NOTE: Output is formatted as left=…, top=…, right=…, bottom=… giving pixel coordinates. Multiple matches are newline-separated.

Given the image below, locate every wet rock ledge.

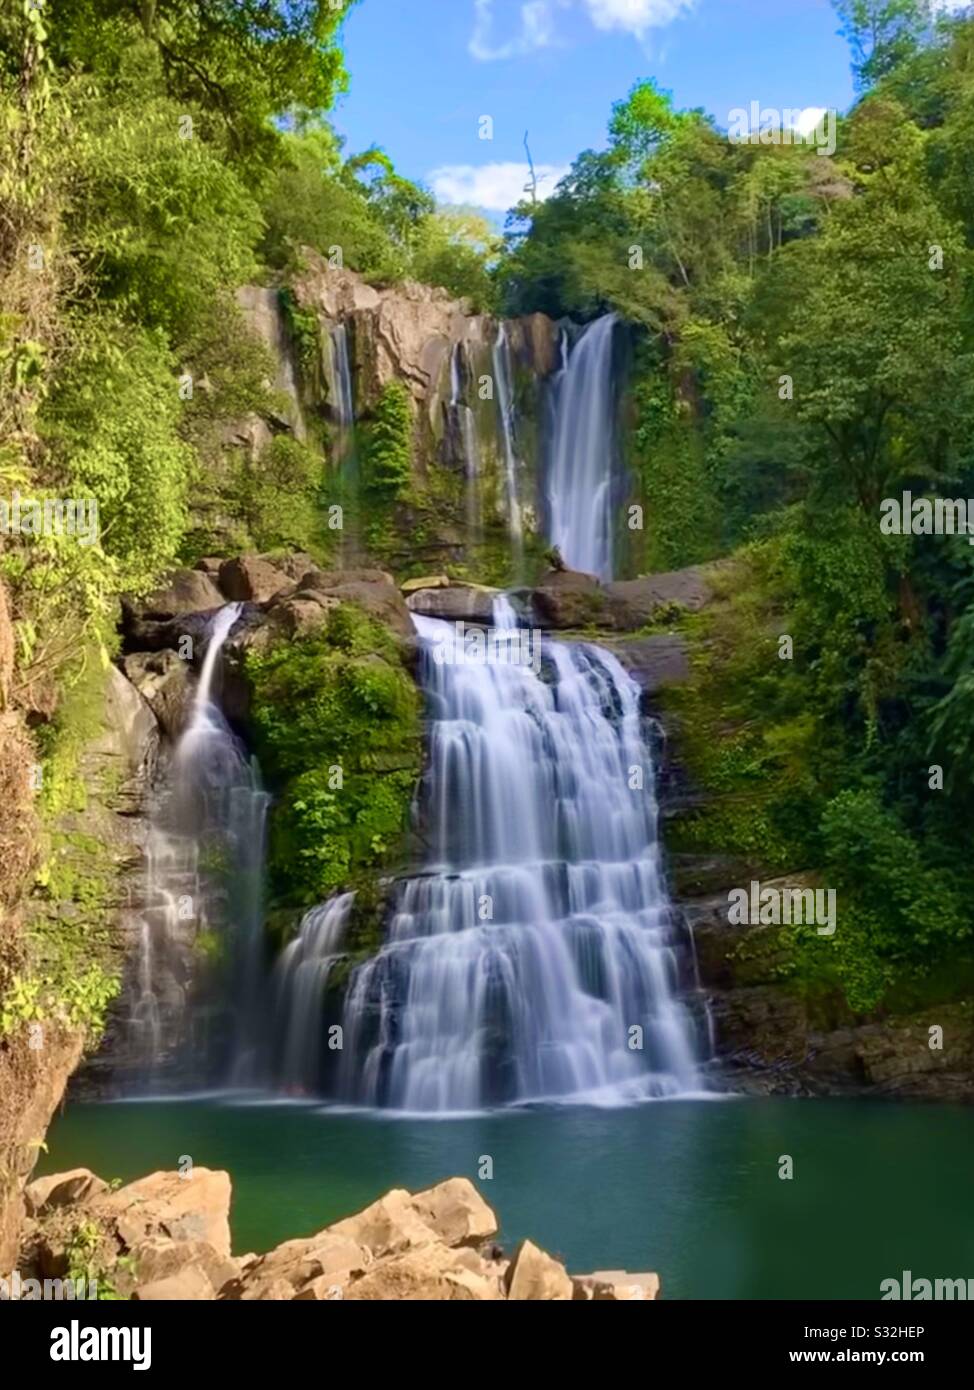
left=16, top=1169, right=659, bottom=1302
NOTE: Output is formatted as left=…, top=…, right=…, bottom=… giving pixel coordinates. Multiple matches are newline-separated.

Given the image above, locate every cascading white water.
left=129, top=604, right=268, bottom=1082
left=492, top=324, right=523, bottom=557
left=546, top=313, right=620, bottom=579
left=328, top=324, right=355, bottom=435
left=271, top=892, right=355, bottom=1093
left=337, top=598, right=705, bottom=1112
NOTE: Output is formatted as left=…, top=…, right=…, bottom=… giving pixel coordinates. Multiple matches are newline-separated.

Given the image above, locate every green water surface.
left=38, top=1096, right=974, bottom=1299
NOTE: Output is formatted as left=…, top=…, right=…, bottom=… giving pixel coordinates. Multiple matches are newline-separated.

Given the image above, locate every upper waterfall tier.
left=545, top=313, right=621, bottom=580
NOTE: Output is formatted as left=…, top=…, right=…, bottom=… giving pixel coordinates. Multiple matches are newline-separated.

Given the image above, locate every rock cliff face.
left=237, top=258, right=560, bottom=580
left=0, top=575, right=161, bottom=1268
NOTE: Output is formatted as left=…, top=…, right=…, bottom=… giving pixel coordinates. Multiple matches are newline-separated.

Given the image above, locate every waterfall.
left=337, top=598, right=705, bottom=1113
left=492, top=324, right=523, bottom=559
left=270, top=893, right=355, bottom=1093
left=328, top=324, right=355, bottom=435
left=546, top=313, right=620, bottom=579
left=128, top=604, right=268, bottom=1084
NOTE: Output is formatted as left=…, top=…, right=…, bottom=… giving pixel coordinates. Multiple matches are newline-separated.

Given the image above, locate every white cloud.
left=469, top=0, right=560, bottom=61
left=428, top=161, right=571, bottom=211
left=468, top=0, right=694, bottom=61
left=582, top=0, right=695, bottom=37
left=790, top=106, right=828, bottom=137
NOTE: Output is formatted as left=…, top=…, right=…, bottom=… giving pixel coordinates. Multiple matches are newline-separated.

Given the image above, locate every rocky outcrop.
left=685, top=885, right=974, bottom=1098
left=405, top=582, right=497, bottom=624
left=118, top=556, right=416, bottom=725
left=17, top=1168, right=661, bottom=1302
left=24, top=1168, right=108, bottom=1216
left=121, top=651, right=193, bottom=740
left=290, top=258, right=558, bottom=422
left=530, top=563, right=715, bottom=632
left=217, top=555, right=293, bottom=604
left=129, top=570, right=224, bottom=621
left=236, top=285, right=306, bottom=440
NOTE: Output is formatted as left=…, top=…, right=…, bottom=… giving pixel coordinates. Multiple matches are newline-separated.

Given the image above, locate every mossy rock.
left=244, top=601, right=423, bottom=911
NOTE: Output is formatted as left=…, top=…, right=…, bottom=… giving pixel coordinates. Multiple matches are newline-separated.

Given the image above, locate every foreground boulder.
left=573, top=1270, right=661, bottom=1301
left=18, top=1169, right=661, bottom=1301
left=93, top=1167, right=232, bottom=1258
left=505, top=1239, right=574, bottom=1301
left=24, top=1169, right=108, bottom=1218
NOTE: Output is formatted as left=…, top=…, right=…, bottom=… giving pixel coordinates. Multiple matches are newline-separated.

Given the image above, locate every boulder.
left=605, top=566, right=713, bottom=625
left=401, top=574, right=449, bottom=594
left=218, top=555, right=293, bottom=604
left=342, top=1243, right=504, bottom=1302
left=327, top=1188, right=444, bottom=1259
left=129, top=568, right=223, bottom=621
left=299, top=567, right=396, bottom=589
left=272, top=597, right=338, bottom=639
left=267, top=552, right=318, bottom=582
left=238, top=1231, right=371, bottom=1301
left=532, top=568, right=608, bottom=629
left=504, top=1239, right=574, bottom=1301
left=121, top=650, right=194, bottom=739
left=193, top=557, right=224, bottom=578
left=123, top=610, right=215, bottom=656
left=92, top=1168, right=232, bottom=1259
left=406, top=586, right=496, bottom=624
left=297, top=575, right=414, bottom=639
left=573, top=1270, right=661, bottom=1301
left=24, top=1169, right=108, bottom=1217
left=121, top=1237, right=239, bottom=1299
left=134, top=1265, right=216, bottom=1301
left=408, top=1177, right=498, bottom=1248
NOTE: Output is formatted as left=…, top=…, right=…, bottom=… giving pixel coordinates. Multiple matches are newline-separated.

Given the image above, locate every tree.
left=832, top=0, right=936, bottom=90
left=46, top=0, right=357, bottom=160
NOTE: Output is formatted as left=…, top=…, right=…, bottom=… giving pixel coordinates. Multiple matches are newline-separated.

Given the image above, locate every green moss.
left=245, top=602, right=422, bottom=910
left=279, top=287, right=322, bottom=379
left=361, top=381, right=413, bottom=501
left=226, top=434, right=334, bottom=559
left=660, top=551, right=818, bottom=875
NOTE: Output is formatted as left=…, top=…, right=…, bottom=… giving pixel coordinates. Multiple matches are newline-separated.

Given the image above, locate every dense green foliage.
left=497, top=6, right=974, bottom=1010
left=244, top=605, right=422, bottom=911
left=0, top=0, right=486, bottom=1029
left=360, top=381, right=414, bottom=500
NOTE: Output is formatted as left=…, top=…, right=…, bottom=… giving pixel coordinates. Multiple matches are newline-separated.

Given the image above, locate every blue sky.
left=330, top=0, right=858, bottom=214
